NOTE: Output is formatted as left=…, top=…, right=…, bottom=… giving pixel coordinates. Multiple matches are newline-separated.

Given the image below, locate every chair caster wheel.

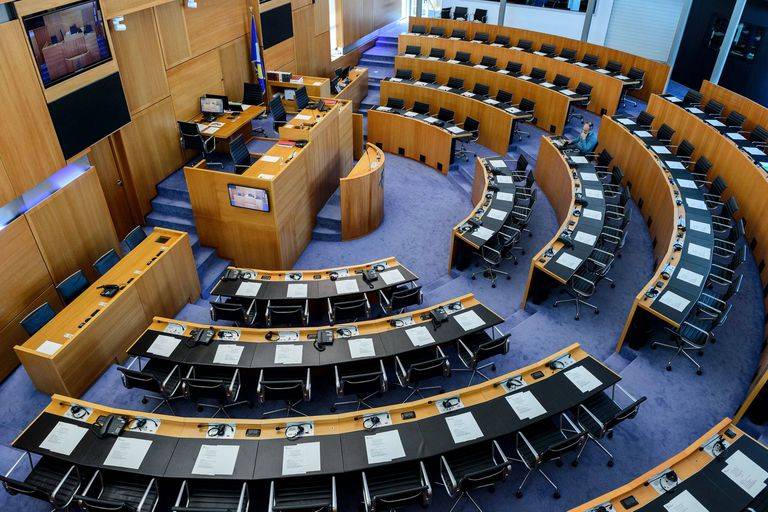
left=516, top=491, right=523, bottom=499
left=571, top=460, right=579, bottom=467
left=141, top=398, right=148, bottom=404
left=595, top=309, right=599, bottom=315
left=506, top=276, right=511, bottom=280
left=607, top=460, right=614, bottom=467
left=248, top=402, right=254, bottom=408
left=698, top=351, right=704, bottom=356
left=491, top=364, right=496, bottom=371
left=666, top=365, right=672, bottom=372
left=696, top=369, right=702, bottom=375
left=330, top=406, right=337, bottom=413
left=492, top=284, right=496, bottom=288
left=607, top=432, right=614, bottom=439
left=554, top=491, right=561, bottom=499
left=610, top=283, right=615, bottom=288
left=514, top=261, right=518, bottom=265
left=575, top=316, right=580, bottom=321
left=651, top=344, right=657, bottom=350
left=439, top=388, right=444, bottom=393
left=553, top=303, right=558, bottom=308
left=376, top=392, right=383, bottom=397
left=471, top=276, right=476, bottom=280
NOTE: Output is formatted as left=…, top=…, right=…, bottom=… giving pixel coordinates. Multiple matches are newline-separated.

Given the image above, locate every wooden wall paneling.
left=154, top=0, right=192, bottom=68
left=87, top=138, right=140, bottom=238
left=338, top=101, right=354, bottom=174
left=219, top=36, right=251, bottom=101
left=700, top=80, right=768, bottom=134
left=112, top=97, right=184, bottom=216
left=313, top=0, right=330, bottom=36
left=185, top=0, right=247, bottom=57
left=373, top=0, right=400, bottom=31
left=167, top=49, right=225, bottom=121
left=263, top=37, right=296, bottom=71
left=352, top=112, right=364, bottom=160
left=339, top=0, right=373, bottom=48
left=110, top=7, right=170, bottom=113
left=272, top=151, right=313, bottom=266
left=101, top=0, right=175, bottom=18
left=0, top=157, right=16, bottom=205
left=0, top=21, right=66, bottom=196
left=292, top=5, right=314, bottom=74
left=26, top=168, right=121, bottom=284
left=309, top=32, right=332, bottom=77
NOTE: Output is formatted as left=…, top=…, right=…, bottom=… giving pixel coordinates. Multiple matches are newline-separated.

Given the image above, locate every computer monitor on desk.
left=200, top=97, right=224, bottom=122
left=205, top=94, right=230, bottom=110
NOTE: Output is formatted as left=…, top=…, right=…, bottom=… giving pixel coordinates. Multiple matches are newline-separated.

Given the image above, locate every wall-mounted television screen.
left=228, top=184, right=270, bottom=212
left=22, top=0, right=112, bottom=88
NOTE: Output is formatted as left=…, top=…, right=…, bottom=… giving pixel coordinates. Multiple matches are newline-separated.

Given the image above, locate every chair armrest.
left=439, top=456, right=457, bottom=493
left=305, top=368, right=312, bottom=401
left=137, top=478, right=157, bottom=512
left=578, top=404, right=604, bottom=432
left=516, top=431, right=538, bottom=468
left=379, top=359, right=388, bottom=392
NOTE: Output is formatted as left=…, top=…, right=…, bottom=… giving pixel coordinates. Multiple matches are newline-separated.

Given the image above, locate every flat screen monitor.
left=228, top=184, right=270, bottom=212
left=205, top=93, right=229, bottom=110
left=201, top=97, right=225, bottom=115
left=23, top=0, right=112, bottom=88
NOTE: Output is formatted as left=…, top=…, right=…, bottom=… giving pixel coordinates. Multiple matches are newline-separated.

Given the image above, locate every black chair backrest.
left=540, top=429, right=586, bottom=463
left=405, top=44, right=421, bottom=55
left=606, top=60, right=623, bottom=73
left=677, top=139, right=695, bottom=159
left=693, top=155, right=713, bottom=176
left=709, top=174, right=727, bottom=196
left=530, top=67, right=546, bottom=80
left=210, top=301, right=246, bottom=323
left=628, top=67, right=645, bottom=81
left=519, top=98, right=535, bottom=114
left=395, top=68, right=412, bottom=80
left=412, top=101, right=430, bottom=114
left=575, top=81, right=592, bottom=97
left=506, top=61, right=522, bottom=74
left=475, top=333, right=510, bottom=361
left=440, top=7, right=451, bottom=18
left=269, top=95, right=287, bottom=123
left=420, top=72, right=437, bottom=83
left=453, top=6, right=468, bottom=19
left=406, top=353, right=448, bottom=383
left=455, top=51, right=471, bottom=63
left=473, top=32, right=489, bottom=42
left=683, top=90, right=703, bottom=106
left=259, top=371, right=306, bottom=402
left=451, top=29, right=466, bottom=40
left=473, top=83, right=490, bottom=96
left=516, top=153, right=529, bottom=172
left=474, top=8, right=488, bottom=22
left=178, top=121, right=205, bottom=151
left=751, top=124, right=768, bottom=143
left=447, top=76, right=464, bottom=89
left=229, top=134, right=251, bottom=168
left=339, top=364, right=384, bottom=395
left=496, top=89, right=513, bottom=104
left=429, top=26, right=445, bottom=37
left=636, top=110, right=655, bottom=128
left=581, top=53, right=598, bottom=66
left=412, top=24, right=426, bottom=34
left=386, top=97, right=405, bottom=110
left=437, top=107, right=454, bottom=122
left=480, top=55, right=496, bottom=67
left=122, top=226, right=147, bottom=251
left=540, top=43, right=556, bottom=55
left=494, top=35, right=510, bottom=46
left=332, top=296, right=368, bottom=323
left=553, top=74, right=570, bottom=88
left=724, top=195, right=739, bottom=218
left=429, top=47, right=445, bottom=59
left=267, top=301, right=305, bottom=326
left=20, top=302, right=56, bottom=336
left=560, top=47, right=577, bottom=60
left=657, top=123, right=675, bottom=142
left=596, top=148, right=613, bottom=168
left=603, top=396, right=647, bottom=432
left=725, top=110, right=746, bottom=129
left=464, top=116, right=480, bottom=133
left=517, top=39, right=533, bottom=51
left=184, top=375, right=230, bottom=403
left=704, top=99, right=724, bottom=116
left=118, top=366, right=163, bottom=394
left=611, top=166, right=624, bottom=185
left=390, top=285, right=423, bottom=310
left=56, top=269, right=89, bottom=304
left=92, top=248, right=120, bottom=276
left=243, top=82, right=264, bottom=106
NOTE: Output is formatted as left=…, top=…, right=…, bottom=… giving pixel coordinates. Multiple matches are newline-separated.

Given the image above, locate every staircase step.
left=200, top=258, right=232, bottom=299
left=194, top=246, right=218, bottom=276
left=146, top=211, right=197, bottom=233
left=364, top=45, right=398, bottom=57
left=151, top=195, right=193, bottom=218
left=360, top=55, right=396, bottom=66
left=188, top=232, right=200, bottom=253
left=604, top=351, right=635, bottom=374
left=156, top=170, right=191, bottom=202
left=176, top=303, right=211, bottom=324
left=311, top=225, right=342, bottom=242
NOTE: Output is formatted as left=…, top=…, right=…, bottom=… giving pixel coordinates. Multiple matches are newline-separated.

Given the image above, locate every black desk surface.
left=211, top=262, right=418, bottom=301
left=14, top=355, right=619, bottom=481
left=128, top=302, right=503, bottom=370
left=613, top=116, right=714, bottom=325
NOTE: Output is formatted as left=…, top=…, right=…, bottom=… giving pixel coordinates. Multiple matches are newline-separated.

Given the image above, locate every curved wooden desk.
left=570, top=419, right=768, bottom=512
left=14, top=228, right=200, bottom=397
left=450, top=157, right=518, bottom=270
left=334, top=67, right=369, bottom=111
left=522, top=137, right=607, bottom=306
left=700, top=80, right=768, bottom=135
left=379, top=80, right=516, bottom=155
left=394, top=54, right=573, bottom=134
left=398, top=33, right=624, bottom=116
left=13, top=343, right=619, bottom=484
left=340, top=144, right=385, bottom=240
left=598, top=117, right=714, bottom=351
left=366, top=106, right=465, bottom=174
left=407, top=16, right=670, bottom=103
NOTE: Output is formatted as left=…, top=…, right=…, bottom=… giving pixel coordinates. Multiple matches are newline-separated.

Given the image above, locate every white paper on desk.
left=424, top=116, right=438, bottom=123
left=541, top=82, right=555, bottom=88
left=706, top=119, right=725, bottom=127
left=454, top=310, right=485, bottom=331
left=237, top=281, right=262, bottom=297
left=193, top=445, right=239, bottom=476
left=147, top=335, right=180, bottom=357
left=282, top=442, right=321, bottom=475
left=489, top=159, right=506, bottom=169
left=474, top=64, right=487, bottom=69
left=461, top=92, right=475, bottom=97
left=575, top=62, right=588, bottom=67
left=687, top=243, right=711, bottom=260
left=295, top=114, right=312, bottom=121
left=686, top=107, right=704, bottom=114
left=428, top=56, right=440, bottom=60
left=689, top=220, right=711, bottom=234
left=506, top=390, right=546, bottom=419
left=438, top=85, right=452, bottom=91
left=658, top=291, right=690, bottom=312
left=665, top=160, right=686, bottom=170
left=685, top=198, right=708, bottom=210
left=378, top=106, right=392, bottom=111
left=663, top=490, right=709, bottom=512
left=202, top=127, right=219, bottom=135
left=473, top=226, right=495, bottom=241
left=448, top=126, right=464, bottom=134
left=581, top=172, right=599, bottom=182
left=496, top=175, right=514, bottom=184
left=574, top=231, right=597, bottom=245
left=554, top=56, right=568, bottom=61
left=214, top=344, right=244, bottom=365
left=496, top=192, right=515, bottom=202
left=562, top=89, right=576, bottom=96
left=677, top=179, right=697, bottom=189
left=349, top=337, right=375, bottom=359
left=497, top=69, right=510, bottom=74
left=389, top=77, right=402, bottom=82
left=414, top=81, right=428, bottom=87
left=335, top=279, right=360, bottom=294
left=484, top=98, right=500, bottom=105
left=506, top=107, right=521, bottom=114
left=676, top=268, right=704, bottom=287
left=565, top=366, right=601, bottom=393
left=36, top=340, right=62, bottom=356
left=404, top=111, right=419, bottom=117
left=260, top=155, right=281, bottom=163
left=616, top=74, right=630, bottom=80
left=652, top=145, right=671, bottom=154
left=727, top=132, right=746, bottom=141
left=570, top=156, right=589, bottom=164
left=722, top=450, right=768, bottom=498
left=582, top=209, right=603, bottom=220
left=365, top=429, right=406, bottom=464
left=487, top=208, right=507, bottom=221
left=402, top=53, right=415, bottom=58
left=406, top=325, right=435, bottom=347
left=274, top=344, right=303, bottom=364
left=746, top=147, right=767, bottom=156
left=380, top=269, right=405, bottom=285
left=40, top=422, right=88, bottom=455
left=556, top=253, right=583, bottom=270
left=447, top=59, right=460, bottom=64
left=104, top=437, right=152, bottom=470
left=596, top=68, right=610, bottom=74
left=533, top=51, right=547, bottom=56
left=287, top=283, right=308, bottom=298
left=617, top=118, right=634, bottom=126
left=668, top=96, right=682, bottom=103
left=584, top=188, right=603, bottom=199
left=519, top=75, right=532, bottom=81
left=634, top=130, right=652, bottom=138
left=445, top=412, right=483, bottom=444
left=258, top=173, right=275, bottom=180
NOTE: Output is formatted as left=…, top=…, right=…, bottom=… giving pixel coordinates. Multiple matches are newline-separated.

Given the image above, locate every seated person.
left=568, top=122, right=598, bottom=155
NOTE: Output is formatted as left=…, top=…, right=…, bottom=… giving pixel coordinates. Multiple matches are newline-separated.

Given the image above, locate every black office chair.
left=243, top=82, right=268, bottom=136
left=117, top=357, right=183, bottom=414
left=676, top=138, right=696, bottom=164
left=257, top=368, right=311, bottom=417
left=92, top=248, right=121, bottom=276
left=512, top=98, right=537, bottom=140
left=228, top=134, right=258, bottom=174
left=479, top=55, right=497, bottom=69
left=412, top=101, right=431, bottom=115
left=405, top=44, right=421, bottom=56
left=412, top=24, right=427, bottom=34
left=689, top=155, right=713, bottom=183
left=517, top=39, right=533, bottom=51
left=723, top=110, right=746, bottom=130
left=454, top=51, right=472, bottom=65
left=713, top=219, right=745, bottom=265
left=472, top=83, right=490, bottom=98
left=553, top=74, right=570, bottom=89
left=455, top=328, right=510, bottom=384
left=210, top=298, right=256, bottom=326
left=750, top=125, right=768, bottom=147
left=178, top=121, right=223, bottom=167
left=440, top=7, right=452, bottom=18
left=539, top=43, right=556, bottom=55
left=447, top=76, right=465, bottom=90
left=698, top=273, right=742, bottom=319
left=386, top=97, right=405, bottom=110
left=379, top=284, right=423, bottom=314
left=331, top=359, right=387, bottom=412
left=173, top=481, right=249, bottom=512
left=704, top=99, right=725, bottom=117
left=494, top=35, right=510, bottom=46
left=182, top=366, right=251, bottom=418
left=474, top=8, right=488, bottom=22
left=269, top=476, right=336, bottom=512
left=56, top=269, right=89, bottom=304
left=713, top=197, right=741, bottom=241
left=122, top=226, right=147, bottom=251
left=76, top=470, right=159, bottom=512
left=511, top=413, right=587, bottom=499
left=581, top=53, right=598, bottom=67
left=472, top=32, right=489, bottom=43
left=439, top=441, right=511, bottom=511
left=621, top=67, right=645, bottom=109
left=450, top=29, right=466, bottom=40
left=655, top=123, right=675, bottom=144
left=470, top=235, right=509, bottom=287
left=266, top=299, right=309, bottom=327
left=559, top=47, right=577, bottom=61
left=505, top=61, right=523, bottom=76
left=437, top=107, right=455, bottom=123
left=395, top=68, right=413, bottom=80
left=708, top=245, right=746, bottom=289
left=294, top=86, right=310, bottom=111
left=20, top=302, right=56, bottom=336
left=328, top=294, right=370, bottom=325
left=496, top=89, right=513, bottom=105
left=362, top=461, right=431, bottom=512
left=605, top=60, right=623, bottom=74
left=453, top=6, right=468, bottom=20
left=429, top=26, right=445, bottom=37
left=269, top=94, right=288, bottom=133
left=510, top=188, right=536, bottom=237
left=554, top=266, right=602, bottom=320
left=530, top=67, right=547, bottom=83
left=566, top=82, right=592, bottom=125
left=0, top=455, right=81, bottom=510
left=635, top=110, right=655, bottom=129
left=420, top=72, right=437, bottom=84
left=429, top=47, right=445, bottom=59
left=682, top=89, right=703, bottom=107
left=395, top=346, right=450, bottom=401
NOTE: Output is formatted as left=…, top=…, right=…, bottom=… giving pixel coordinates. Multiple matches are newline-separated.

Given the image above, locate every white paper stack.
left=406, top=326, right=435, bottom=347
left=379, top=269, right=405, bottom=285
left=40, top=422, right=88, bottom=455
left=721, top=450, right=768, bottom=498
left=454, top=310, right=485, bottom=331
left=506, top=391, right=546, bottom=419
left=237, top=281, right=261, bottom=297
left=275, top=344, right=303, bottom=364
left=192, top=445, right=239, bottom=476
left=335, top=279, right=360, bottom=294
left=282, top=442, right=321, bottom=475
left=348, top=338, right=376, bottom=359
left=287, top=283, right=308, bottom=298
left=365, top=430, right=406, bottom=464
left=564, top=366, right=601, bottom=393
left=214, top=344, right=244, bottom=365
left=556, top=253, right=583, bottom=270
left=104, top=437, right=152, bottom=469
left=445, top=412, right=484, bottom=443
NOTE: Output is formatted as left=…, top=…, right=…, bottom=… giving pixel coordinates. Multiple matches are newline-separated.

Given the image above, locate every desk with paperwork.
left=190, top=104, right=267, bottom=152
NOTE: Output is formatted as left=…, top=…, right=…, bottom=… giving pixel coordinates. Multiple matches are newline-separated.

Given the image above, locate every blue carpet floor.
left=0, top=57, right=762, bottom=512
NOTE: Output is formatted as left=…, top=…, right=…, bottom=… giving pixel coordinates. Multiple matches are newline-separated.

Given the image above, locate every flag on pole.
left=250, top=12, right=267, bottom=93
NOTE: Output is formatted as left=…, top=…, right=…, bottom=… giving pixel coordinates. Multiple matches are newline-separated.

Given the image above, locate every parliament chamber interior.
left=2, top=0, right=768, bottom=510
